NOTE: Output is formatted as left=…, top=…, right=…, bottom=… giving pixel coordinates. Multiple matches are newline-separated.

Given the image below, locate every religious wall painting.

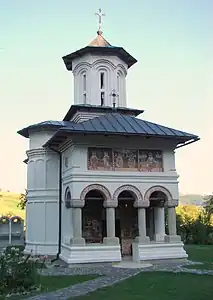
left=88, top=148, right=113, bottom=170
left=138, top=150, right=163, bottom=172
left=88, top=148, right=163, bottom=172
left=113, top=149, right=138, bottom=171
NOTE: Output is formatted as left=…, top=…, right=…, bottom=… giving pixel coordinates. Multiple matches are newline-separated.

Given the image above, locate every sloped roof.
left=88, top=32, right=111, bottom=47
left=43, top=113, right=199, bottom=148
left=17, top=120, right=72, bottom=138
left=63, top=104, right=144, bottom=121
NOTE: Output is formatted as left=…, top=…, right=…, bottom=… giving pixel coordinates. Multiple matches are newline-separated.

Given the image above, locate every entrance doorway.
left=116, top=191, right=138, bottom=256
left=82, top=190, right=106, bottom=243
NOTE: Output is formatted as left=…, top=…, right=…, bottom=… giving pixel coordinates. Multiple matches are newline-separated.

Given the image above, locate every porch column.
left=154, top=206, right=165, bottom=242
left=165, top=200, right=181, bottom=243
left=103, top=200, right=119, bottom=245
left=134, top=200, right=150, bottom=243
left=70, top=200, right=85, bottom=245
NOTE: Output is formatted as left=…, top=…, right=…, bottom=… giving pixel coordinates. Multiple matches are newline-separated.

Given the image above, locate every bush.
left=0, top=246, right=46, bottom=297
left=176, top=205, right=213, bottom=245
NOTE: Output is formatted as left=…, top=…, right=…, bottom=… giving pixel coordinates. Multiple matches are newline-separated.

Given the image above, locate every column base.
left=165, top=235, right=181, bottom=243
left=70, top=237, right=85, bottom=246
left=134, top=236, right=150, bottom=244
left=103, top=237, right=120, bottom=246
left=154, top=234, right=166, bottom=242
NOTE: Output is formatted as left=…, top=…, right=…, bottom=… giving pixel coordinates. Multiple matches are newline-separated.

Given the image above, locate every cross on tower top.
left=95, top=8, right=105, bottom=35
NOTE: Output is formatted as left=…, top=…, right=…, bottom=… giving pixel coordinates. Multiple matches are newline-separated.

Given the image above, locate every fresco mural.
left=88, top=148, right=163, bottom=172
left=114, top=149, right=138, bottom=171
left=138, top=150, right=163, bottom=172
left=88, top=148, right=113, bottom=170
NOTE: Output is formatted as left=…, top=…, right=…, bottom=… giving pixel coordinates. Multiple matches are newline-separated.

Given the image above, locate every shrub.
left=0, top=246, right=46, bottom=297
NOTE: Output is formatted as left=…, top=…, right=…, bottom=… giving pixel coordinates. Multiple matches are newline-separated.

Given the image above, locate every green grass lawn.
left=184, top=244, right=213, bottom=263
left=69, top=245, right=213, bottom=300
left=0, top=275, right=97, bottom=300
left=72, top=272, right=213, bottom=300
left=183, top=244, right=213, bottom=270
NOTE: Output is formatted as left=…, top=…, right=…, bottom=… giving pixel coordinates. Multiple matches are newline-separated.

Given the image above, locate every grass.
left=0, top=275, right=97, bottom=300
left=184, top=244, right=213, bottom=263
left=72, top=272, right=213, bottom=300
left=69, top=245, right=213, bottom=300
left=183, top=244, right=213, bottom=270
left=0, top=191, right=25, bottom=220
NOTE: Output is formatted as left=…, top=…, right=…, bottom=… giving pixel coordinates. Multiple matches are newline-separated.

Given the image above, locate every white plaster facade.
left=20, top=30, right=197, bottom=263
left=72, top=54, right=127, bottom=107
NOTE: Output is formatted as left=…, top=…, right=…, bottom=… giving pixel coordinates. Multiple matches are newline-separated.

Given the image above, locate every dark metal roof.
left=43, top=113, right=199, bottom=148
left=17, top=120, right=73, bottom=138
left=63, top=46, right=137, bottom=70
left=63, top=104, right=144, bottom=121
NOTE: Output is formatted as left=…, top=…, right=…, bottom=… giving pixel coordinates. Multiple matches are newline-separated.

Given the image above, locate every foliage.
left=0, top=246, right=46, bottom=297
left=0, top=191, right=25, bottom=220
left=17, top=189, right=28, bottom=210
left=176, top=195, right=213, bottom=245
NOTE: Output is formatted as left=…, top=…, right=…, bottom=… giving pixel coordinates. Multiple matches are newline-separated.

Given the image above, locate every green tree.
left=17, top=189, right=28, bottom=210
left=203, top=194, right=213, bottom=223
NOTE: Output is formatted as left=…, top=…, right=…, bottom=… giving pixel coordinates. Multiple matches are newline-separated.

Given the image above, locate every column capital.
left=167, top=199, right=179, bottom=207
left=103, top=200, right=118, bottom=208
left=134, top=200, right=149, bottom=208
left=71, top=200, right=85, bottom=208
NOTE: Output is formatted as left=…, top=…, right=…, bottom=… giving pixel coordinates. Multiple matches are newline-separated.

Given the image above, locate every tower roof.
left=88, top=31, right=111, bottom=47
left=63, top=45, right=137, bottom=71
left=63, top=9, right=137, bottom=71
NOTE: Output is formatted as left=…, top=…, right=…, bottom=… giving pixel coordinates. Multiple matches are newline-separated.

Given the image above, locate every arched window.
left=117, top=71, right=124, bottom=106
left=99, top=70, right=107, bottom=106
left=81, top=72, right=87, bottom=104
left=64, top=187, right=71, bottom=209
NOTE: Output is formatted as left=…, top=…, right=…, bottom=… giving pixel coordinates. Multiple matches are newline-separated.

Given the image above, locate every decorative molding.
left=73, top=62, right=91, bottom=75
left=113, top=185, right=143, bottom=201
left=134, top=200, right=149, bottom=208
left=80, top=184, right=112, bottom=201
left=167, top=199, right=179, bottom=207
left=71, top=200, right=85, bottom=208
left=144, top=185, right=173, bottom=202
left=103, top=200, right=118, bottom=208
left=62, top=172, right=179, bottom=184
left=27, top=148, right=57, bottom=158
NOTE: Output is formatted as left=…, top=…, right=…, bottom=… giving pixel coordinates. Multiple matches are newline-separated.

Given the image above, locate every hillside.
left=0, top=191, right=25, bottom=219
left=179, top=194, right=204, bottom=206
left=0, top=191, right=205, bottom=220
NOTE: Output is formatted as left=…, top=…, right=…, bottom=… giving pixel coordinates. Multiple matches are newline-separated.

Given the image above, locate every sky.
left=0, top=0, right=212, bottom=195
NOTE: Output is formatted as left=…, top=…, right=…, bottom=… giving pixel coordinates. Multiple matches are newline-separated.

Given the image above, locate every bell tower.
left=62, top=9, right=137, bottom=108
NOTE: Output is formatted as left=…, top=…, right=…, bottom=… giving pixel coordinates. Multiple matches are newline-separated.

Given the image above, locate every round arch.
left=144, top=186, right=172, bottom=202
left=64, top=186, right=72, bottom=209
left=92, top=59, right=116, bottom=71
left=113, top=185, right=143, bottom=202
left=73, top=62, right=91, bottom=75
left=80, top=184, right=111, bottom=201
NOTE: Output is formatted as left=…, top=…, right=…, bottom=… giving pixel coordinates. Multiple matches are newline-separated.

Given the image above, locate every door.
left=119, top=202, right=138, bottom=256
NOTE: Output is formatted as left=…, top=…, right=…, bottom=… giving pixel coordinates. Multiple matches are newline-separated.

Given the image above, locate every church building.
left=18, top=10, right=199, bottom=264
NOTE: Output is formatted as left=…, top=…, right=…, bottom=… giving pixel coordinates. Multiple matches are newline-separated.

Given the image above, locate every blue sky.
left=0, top=0, right=212, bottom=194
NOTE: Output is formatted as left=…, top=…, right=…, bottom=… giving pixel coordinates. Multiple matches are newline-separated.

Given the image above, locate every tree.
left=203, top=194, right=213, bottom=221
left=17, top=189, right=28, bottom=210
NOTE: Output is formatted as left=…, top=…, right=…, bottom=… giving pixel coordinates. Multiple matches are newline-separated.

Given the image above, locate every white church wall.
left=25, top=142, right=60, bottom=255
left=72, top=54, right=128, bottom=107
left=29, top=129, right=57, bottom=149
left=61, top=135, right=179, bottom=202
left=61, top=184, right=73, bottom=245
